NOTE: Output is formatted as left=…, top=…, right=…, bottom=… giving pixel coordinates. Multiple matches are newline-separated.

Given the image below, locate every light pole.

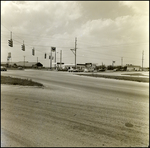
left=75, top=37, right=77, bottom=69
left=50, top=48, right=52, bottom=70
left=59, top=50, right=63, bottom=69
left=24, top=56, right=25, bottom=68
left=56, top=51, right=60, bottom=69
left=142, top=50, right=144, bottom=71
left=55, top=49, right=56, bottom=70
left=112, top=61, right=115, bottom=69
left=121, top=57, right=123, bottom=67
left=56, top=50, right=62, bottom=69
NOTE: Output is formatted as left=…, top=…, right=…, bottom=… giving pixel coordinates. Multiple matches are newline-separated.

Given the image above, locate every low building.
left=77, top=64, right=86, bottom=70
left=126, top=64, right=141, bottom=71
left=61, top=63, right=97, bottom=70
left=1, top=61, right=43, bottom=68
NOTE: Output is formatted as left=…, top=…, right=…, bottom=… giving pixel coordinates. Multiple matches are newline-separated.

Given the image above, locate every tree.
left=96, top=65, right=106, bottom=70
left=107, top=65, right=114, bottom=70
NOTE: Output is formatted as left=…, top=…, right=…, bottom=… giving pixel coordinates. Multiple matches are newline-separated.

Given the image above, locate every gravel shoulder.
left=1, top=83, right=149, bottom=147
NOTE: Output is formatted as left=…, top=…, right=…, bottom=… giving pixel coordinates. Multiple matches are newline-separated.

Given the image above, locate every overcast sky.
left=1, top=1, right=149, bottom=67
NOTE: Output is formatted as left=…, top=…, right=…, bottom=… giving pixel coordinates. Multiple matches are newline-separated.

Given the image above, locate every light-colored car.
left=1, top=66, right=7, bottom=71
left=18, top=66, right=23, bottom=70
left=68, top=68, right=74, bottom=72
left=84, top=68, right=89, bottom=72
left=84, top=68, right=94, bottom=72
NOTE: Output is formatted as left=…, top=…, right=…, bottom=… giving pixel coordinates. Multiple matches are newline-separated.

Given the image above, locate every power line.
left=2, top=24, right=148, bottom=50
left=1, top=24, right=149, bottom=65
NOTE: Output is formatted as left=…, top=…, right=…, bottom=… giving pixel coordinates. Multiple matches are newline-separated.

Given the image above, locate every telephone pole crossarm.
left=70, top=49, right=75, bottom=55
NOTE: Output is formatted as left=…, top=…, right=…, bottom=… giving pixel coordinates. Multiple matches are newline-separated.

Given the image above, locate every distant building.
left=60, top=63, right=98, bottom=70
left=126, top=64, right=141, bottom=71
left=77, top=64, right=86, bottom=69
left=1, top=61, right=43, bottom=68
left=85, top=63, right=98, bottom=71
left=61, top=63, right=75, bottom=69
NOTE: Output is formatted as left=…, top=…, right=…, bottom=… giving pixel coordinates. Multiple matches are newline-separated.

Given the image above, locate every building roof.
left=1, top=61, right=43, bottom=67
left=15, top=62, right=37, bottom=67
left=126, top=64, right=141, bottom=67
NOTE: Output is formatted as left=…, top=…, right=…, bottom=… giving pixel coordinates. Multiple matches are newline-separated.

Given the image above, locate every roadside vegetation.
left=1, top=76, right=44, bottom=87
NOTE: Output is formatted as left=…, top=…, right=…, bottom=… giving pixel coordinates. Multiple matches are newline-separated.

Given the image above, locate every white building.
left=126, top=64, right=141, bottom=71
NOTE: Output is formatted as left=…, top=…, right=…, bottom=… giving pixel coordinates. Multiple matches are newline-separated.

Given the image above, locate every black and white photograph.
left=1, top=1, right=149, bottom=147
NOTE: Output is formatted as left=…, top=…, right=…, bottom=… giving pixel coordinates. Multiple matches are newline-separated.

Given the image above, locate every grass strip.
left=1, top=76, right=44, bottom=87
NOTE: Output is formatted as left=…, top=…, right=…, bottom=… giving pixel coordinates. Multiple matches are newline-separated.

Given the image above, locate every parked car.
left=113, top=68, right=119, bottom=72
left=77, top=69, right=84, bottom=72
left=68, top=68, right=74, bottom=72
left=18, top=66, right=23, bottom=70
left=84, top=68, right=89, bottom=72
left=84, top=68, right=92, bottom=72
left=73, top=69, right=82, bottom=72
left=98, top=69, right=105, bottom=72
left=88, top=69, right=94, bottom=72
left=1, top=66, right=7, bottom=71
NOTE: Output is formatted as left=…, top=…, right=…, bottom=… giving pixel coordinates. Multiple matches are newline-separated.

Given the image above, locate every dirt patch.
left=1, top=76, right=44, bottom=87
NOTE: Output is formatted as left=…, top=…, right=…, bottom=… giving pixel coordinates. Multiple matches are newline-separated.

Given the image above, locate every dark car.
left=73, top=69, right=78, bottom=72
left=1, top=66, right=7, bottom=71
left=98, top=69, right=105, bottom=72
left=77, top=69, right=84, bottom=72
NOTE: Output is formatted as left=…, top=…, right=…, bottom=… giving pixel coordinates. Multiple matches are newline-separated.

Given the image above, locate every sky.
left=1, top=1, right=149, bottom=67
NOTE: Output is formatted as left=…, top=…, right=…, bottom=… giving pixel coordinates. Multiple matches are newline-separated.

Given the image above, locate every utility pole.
left=121, top=57, right=123, bottom=67
left=75, top=37, right=77, bottom=69
left=55, top=49, right=56, bottom=70
left=11, top=31, right=12, bottom=40
left=142, top=50, right=144, bottom=71
left=7, top=56, right=9, bottom=67
left=70, top=37, right=77, bottom=69
left=24, top=56, right=25, bottom=68
left=60, top=50, right=62, bottom=68
left=50, top=47, right=52, bottom=70
left=37, top=57, right=38, bottom=63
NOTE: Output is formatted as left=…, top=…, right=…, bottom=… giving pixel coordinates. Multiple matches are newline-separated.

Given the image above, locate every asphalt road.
left=1, top=70, right=149, bottom=147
